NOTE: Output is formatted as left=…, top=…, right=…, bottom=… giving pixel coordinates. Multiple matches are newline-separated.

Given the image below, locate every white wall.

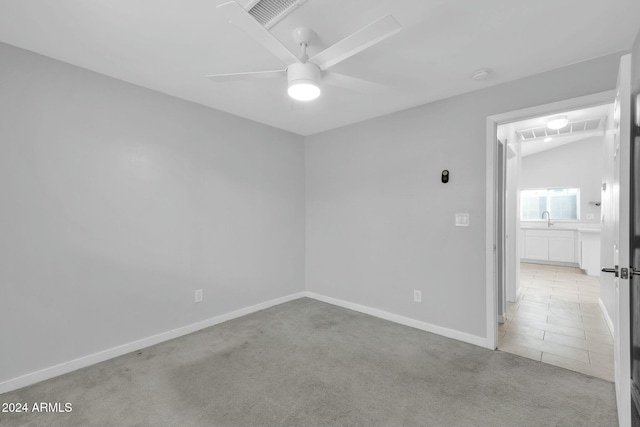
left=305, top=53, right=621, bottom=340
left=520, top=136, right=603, bottom=224
left=0, top=39, right=625, bottom=385
left=0, top=42, right=305, bottom=384
left=506, top=142, right=521, bottom=301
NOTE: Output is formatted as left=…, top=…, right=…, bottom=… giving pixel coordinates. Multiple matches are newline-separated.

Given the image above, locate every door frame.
left=484, top=89, right=616, bottom=350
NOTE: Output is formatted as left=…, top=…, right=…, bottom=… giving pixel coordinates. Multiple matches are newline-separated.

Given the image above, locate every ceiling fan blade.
left=207, top=69, right=286, bottom=82
left=217, top=1, right=299, bottom=65
left=322, top=71, right=389, bottom=94
left=310, top=15, right=401, bottom=71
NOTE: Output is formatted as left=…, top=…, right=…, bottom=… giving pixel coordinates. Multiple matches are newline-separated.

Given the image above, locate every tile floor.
left=498, top=262, right=614, bottom=381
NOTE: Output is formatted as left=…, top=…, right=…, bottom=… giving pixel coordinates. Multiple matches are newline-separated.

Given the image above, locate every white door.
left=602, top=54, right=632, bottom=427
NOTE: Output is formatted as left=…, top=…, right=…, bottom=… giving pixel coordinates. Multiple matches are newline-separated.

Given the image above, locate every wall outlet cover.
left=455, top=213, right=470, bottom=227
left=413, top=290, right=422, bottom=303
left=195, top=289, right=203, bottom=303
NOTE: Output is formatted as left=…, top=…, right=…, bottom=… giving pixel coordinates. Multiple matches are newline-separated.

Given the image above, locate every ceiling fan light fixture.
left=210, top=4, right=402, bottom=106
left=547, top=115, right=569, bottom=130
left=287, top=62, right=321, bottom=102
left=288, top=82, right=321, bottom=101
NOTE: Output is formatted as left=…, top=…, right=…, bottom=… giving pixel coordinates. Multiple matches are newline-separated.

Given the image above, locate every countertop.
left=521, top=225, right=601, bottom=233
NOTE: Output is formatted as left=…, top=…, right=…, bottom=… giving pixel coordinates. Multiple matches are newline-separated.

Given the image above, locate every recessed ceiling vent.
left=247, top=0, right=309, bottom=29
left=517, top=117, right=605, bottom=141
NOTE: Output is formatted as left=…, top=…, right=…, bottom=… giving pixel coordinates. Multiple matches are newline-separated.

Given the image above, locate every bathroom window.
left=520, top=188, right=580, bottom=221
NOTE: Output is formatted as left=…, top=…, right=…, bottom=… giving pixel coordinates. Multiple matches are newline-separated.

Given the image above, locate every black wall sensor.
left=441, top=170, right=449, bottom=183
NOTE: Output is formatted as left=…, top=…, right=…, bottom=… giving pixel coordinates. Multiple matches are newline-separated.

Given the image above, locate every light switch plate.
left=455, top=213, right=470, bottom=227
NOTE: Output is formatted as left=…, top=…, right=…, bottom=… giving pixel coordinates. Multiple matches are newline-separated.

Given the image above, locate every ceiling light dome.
left=547, top=115, right=569, bottom=130
left=287, top=62, right=321, bottom=102
left=288, top=82, right=320, bottom=101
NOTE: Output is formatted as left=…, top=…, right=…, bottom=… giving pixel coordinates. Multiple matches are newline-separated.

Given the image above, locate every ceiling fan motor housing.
left=287, top=62, right=320, bottom=86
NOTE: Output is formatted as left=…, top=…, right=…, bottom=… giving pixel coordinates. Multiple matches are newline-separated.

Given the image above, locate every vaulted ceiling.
left=0, top=0, right=638, bottom=135
left=500, top=103, right=613, bottom=157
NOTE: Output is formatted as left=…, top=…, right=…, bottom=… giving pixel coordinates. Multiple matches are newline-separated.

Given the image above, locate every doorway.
left=493, top=103, right=615, bottom=381
left=486, top=54, right=636, bottom=427
left=484, top=91, right=616, bottom=346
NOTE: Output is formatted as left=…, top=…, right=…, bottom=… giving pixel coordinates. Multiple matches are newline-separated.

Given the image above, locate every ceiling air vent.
left=516, top=117, right=605, bottom=141
left=247, top=0, right=309, bottom=29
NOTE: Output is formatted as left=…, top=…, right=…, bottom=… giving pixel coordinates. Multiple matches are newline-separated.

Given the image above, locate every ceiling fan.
left=208, top=1, right=402, bottom=102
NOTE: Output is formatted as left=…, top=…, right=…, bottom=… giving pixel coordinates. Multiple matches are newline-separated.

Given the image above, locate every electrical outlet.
left=413, top=290, right=422, bottom=303
left=586, top=213, right=595, bottom=219
left=194, top=289, right=203, bottom=303
left=455, top=213, right=470, bottom=227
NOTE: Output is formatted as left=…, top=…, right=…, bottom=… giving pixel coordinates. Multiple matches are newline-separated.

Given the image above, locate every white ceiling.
left=0, top=0, right=638, bottom=136
left=499, top=103, right=613, bottom=157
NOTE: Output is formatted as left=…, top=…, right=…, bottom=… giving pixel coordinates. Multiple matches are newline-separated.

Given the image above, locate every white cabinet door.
left=522, top=229, right=577, bottom=263
left=525, top=236, right=549, bottom=260
left=548, top=236, right=575, bottom=262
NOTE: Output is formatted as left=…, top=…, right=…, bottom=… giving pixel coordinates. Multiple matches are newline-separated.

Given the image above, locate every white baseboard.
left=0, top=291, right=306, bottom=395
left=2, top=291, right=492, bottom=394
left=515, top=285, right=523, bottom=302
left=599, top=298, right=615, bottom=336
left=305, top=292, right=489, bottom=348
left=520, top=259, right=579, bottom=268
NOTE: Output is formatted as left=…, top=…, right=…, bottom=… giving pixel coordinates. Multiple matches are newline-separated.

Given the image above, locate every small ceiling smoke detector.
left=471, top=69, right=491, bottom=81
left=547, top=115, right=569, bottom=130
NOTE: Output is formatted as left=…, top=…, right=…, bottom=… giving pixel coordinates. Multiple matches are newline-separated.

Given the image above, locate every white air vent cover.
left=516, top=117, right=605, bottom=141
left=247, top=0, right=309, bottom=29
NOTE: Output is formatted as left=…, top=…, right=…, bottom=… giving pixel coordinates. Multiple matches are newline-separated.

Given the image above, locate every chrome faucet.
left=541, top=211, right=553, bottom=228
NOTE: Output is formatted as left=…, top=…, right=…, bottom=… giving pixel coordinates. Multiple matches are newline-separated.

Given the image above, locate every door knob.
left=601, top=265, right=619, bottom=277
left=625, top=267, right=640, bottom=279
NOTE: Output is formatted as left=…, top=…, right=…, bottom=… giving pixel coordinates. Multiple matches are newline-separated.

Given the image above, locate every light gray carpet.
left=0, top=298, right=618, bottom=426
